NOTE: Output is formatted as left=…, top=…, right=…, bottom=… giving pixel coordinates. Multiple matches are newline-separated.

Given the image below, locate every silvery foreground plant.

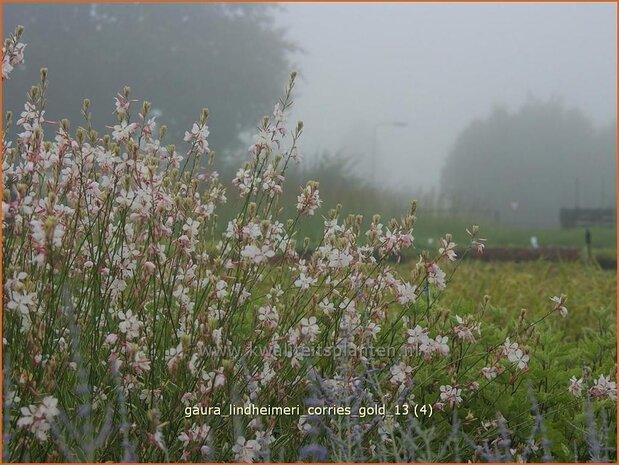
left=2, top=27, right=616, bottom=462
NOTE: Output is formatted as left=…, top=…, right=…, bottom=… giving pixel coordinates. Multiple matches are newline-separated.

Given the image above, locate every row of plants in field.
left=2, top=27, right=616, bottom=462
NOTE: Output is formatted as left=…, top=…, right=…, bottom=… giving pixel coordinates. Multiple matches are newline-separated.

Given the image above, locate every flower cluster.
left=3, top=33, right=610, bottom=463
left=2, top=26, right=26, bottom=80
left=569, top=374, right=617, bottom=401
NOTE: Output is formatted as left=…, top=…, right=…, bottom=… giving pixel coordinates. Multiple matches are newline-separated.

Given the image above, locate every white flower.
left=589, top=374, right=617, bottom=401
left=299, top=316, right=320, bottom=342
left=215, top=280, right=228, bottom=299
left=327, top=248, right=354, bottom=268
left=439, top=237, right=457, bottom=261
left=118, top=310, right=143, bottom=340
left=184, top=123, right=210, bottom=154
left=240, top=244, right=275, bottom=264
left=257, top=305, right=279, bottom=330
left=481, top=366, right=500, bottom=380
left=568, top=376, right=584, bottom=397
left=296, top=183, right=322, bottom=216
left=389, top=362, right=412, bottom=385
left=111, top=120, right=139, bottom=143
left=294, top=273, right=316, bottom=290
left=319, top=299, right=336, bottom=316
left=395, top=282, right=417, bottom=304
left=550, top=295, right=568, bottom=318
left=407, top=325, right=430, bottom=349
left=439, top=385, right=462, bottom=407
left=17, top=396, right=60, bottom=442
left=133, top=351, right=151, bottom=373
left=507, top=347, right=529, bottom=370
left=7, top=290, right=36, bottom=315
left=232, top=436, right=261, bottom=462
left=426, top=263, right=446, bottom=290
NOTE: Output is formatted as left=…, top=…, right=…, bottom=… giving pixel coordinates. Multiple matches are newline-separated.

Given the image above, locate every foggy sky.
left=274, top=3, right=616, bottom=191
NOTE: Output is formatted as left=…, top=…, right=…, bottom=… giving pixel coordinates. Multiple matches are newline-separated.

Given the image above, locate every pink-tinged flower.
left=232, top=436, right=261, bottom=462
left=502, top=338, right=518, bottom=356
left=143, top=261, right=156, bottom=274
left=390, top=362, right=413, bottom=385
left=589, top=374, right=617, bottom=401
left=568, top=376, right=584, bottom=397
left=439, top=385, right=462, bottom=407
left=327, top=248, right=354, bottom=268
left=407, top=325, right=430, bottom=350
left=2, top=57, right=14, bottom=79
left=184, top=122, right=210, bottom=154
left=294, top=273, right=316, bottom=290
left=550, top=295, right=568, bottom=318
left=215, top=280, right=228, bottom=299
left=103, top=333, right=119, bottom=348
left=481, top=366, right=502, bottom=380
left=7, top=290, right=36, bottom=316
left=257, top=305, right=279, bottom=330
left=507, top=347, right=529, bottom=370
left=426, top=263, right=446, bottom=290
left=165, top=343, right=184, bottom=371
left=17, top=396, right=60, bottom=442
left=453, top=315, right=481, bottom=343
left=439, top=237, right=457, bottom=261
left=178, top=423, right=211, bottom=447
left=232, top=168, right=257, bottom=197
left=118, top=310, right=143, bottom=340
left=319, top=298, right=336, bottom=316
left=2, top=39, right=26, bottom=80
left=240, top=244, right=275, bottom=264
left=203, top=368, right=226, bottom=390
left=261, top=163, right=284, bottom=198
left=132, top=351, right=151, bottom=374
left=432, top=335, right=450, bottom=356
left=111, top=120, right=139, bottom=143
left=395, top=282, right=417, bottom=305
left=114, top=93, right=136, bottom=115
left=473, top=239, right=486, bottom=254
left=296, top=182, right=322, bottom=216
left=299, top=316, right=320, bottom=342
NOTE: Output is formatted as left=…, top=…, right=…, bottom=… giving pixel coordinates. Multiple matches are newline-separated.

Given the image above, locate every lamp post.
left=371, top=121, right=408, bottom=184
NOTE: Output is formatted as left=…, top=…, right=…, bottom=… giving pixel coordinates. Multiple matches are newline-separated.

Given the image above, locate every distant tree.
left=441, top=99, right=616, bottom=227
left=3, top=3, right=298, bottom=161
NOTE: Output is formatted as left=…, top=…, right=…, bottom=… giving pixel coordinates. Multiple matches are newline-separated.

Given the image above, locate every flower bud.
left=248, top=202, right=257, bottom=218
left=200, top=108, right=209, bottom=125
left=222, top=359, right=234, bottom=372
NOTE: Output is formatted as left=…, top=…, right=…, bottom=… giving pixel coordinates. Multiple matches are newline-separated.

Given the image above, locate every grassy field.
left=437, top=261, right=616, bottom=331
left=400, top=260, right=617, bottom=461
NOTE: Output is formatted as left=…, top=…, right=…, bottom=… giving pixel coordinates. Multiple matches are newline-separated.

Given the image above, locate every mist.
left=3, top=2, right=616, bottom=227
left=275, top=3, right=616, bottom=191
